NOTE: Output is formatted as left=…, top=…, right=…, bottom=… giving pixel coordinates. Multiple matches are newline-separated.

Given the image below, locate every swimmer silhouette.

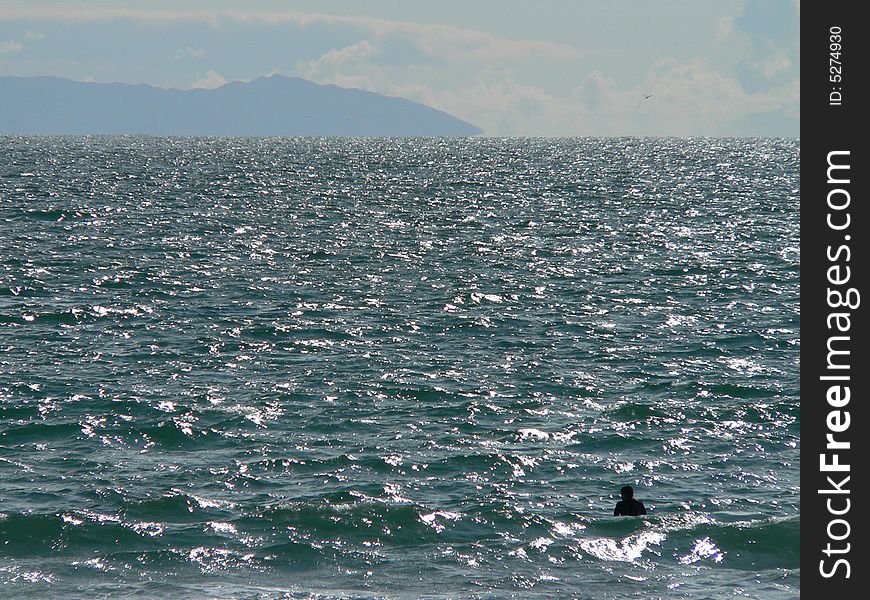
left=613, top=485, right=647, bottom=516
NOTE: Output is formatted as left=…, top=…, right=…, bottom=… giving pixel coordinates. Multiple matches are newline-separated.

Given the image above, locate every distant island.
left=0, top=75, right=481, bottom=137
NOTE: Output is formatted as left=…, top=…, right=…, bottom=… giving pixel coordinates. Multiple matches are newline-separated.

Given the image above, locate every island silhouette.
left=0, top=74, right=481, bottom=137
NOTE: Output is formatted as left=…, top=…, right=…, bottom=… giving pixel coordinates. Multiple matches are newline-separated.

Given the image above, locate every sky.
left=0, top=0, right=800, bottom=137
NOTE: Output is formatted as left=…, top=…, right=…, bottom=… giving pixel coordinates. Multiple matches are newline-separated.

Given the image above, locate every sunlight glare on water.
left=0, top=136, right=799, bottom=598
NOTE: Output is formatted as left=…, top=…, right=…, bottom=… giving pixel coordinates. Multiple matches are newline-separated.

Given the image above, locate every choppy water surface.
left=0, top=137, right=799, bottom=598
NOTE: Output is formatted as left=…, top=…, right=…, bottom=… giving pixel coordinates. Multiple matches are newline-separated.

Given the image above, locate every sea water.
left=0, top=137, right=799, bottom=598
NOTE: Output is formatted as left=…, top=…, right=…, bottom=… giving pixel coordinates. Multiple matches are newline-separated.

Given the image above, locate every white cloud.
left=191, top=69, right=227, bottom=89
left=0, top=5, right=796, bottom=136
left=375, top=57, right=796, bottom=136
left=287, top=41, right=786, bottom=136
left=0, top=40, right=23, bottom=54
left=0, top=30, right=44, bottom=56
left=296, top=40, right=379, bottom=82
left=294, top=41, right=386, bottom=92
left=565, top=58, right=796, bottom=136
left=728, top=0, right=799, bottom=93
left=174, top=46, right=206, bottom=60
left=0, top=7, right=583, bottom=64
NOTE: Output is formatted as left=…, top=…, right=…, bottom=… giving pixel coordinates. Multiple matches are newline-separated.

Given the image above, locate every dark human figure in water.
left=614, top=485, right=647, bottom=516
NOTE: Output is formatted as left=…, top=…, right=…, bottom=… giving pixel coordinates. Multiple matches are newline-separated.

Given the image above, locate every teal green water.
left=0, top=137, right=799, bottom=598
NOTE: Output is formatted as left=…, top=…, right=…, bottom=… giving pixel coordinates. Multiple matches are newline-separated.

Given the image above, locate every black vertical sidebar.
left=802, top=2, right=868, bottom=596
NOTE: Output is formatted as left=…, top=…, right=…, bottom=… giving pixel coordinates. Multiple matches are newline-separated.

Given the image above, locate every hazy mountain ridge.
left=0, top=75, right=481, bottom=136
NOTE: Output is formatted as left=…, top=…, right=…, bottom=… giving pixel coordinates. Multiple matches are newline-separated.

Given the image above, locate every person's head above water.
left=614, top=485, right=646, bottom=516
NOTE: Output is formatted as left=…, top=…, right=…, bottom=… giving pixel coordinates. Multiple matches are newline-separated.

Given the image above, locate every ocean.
left=0, top=137, right=799, bottom=599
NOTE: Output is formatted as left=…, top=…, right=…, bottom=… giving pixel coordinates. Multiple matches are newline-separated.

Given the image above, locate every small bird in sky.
left=644, top=94, right=653, bottom=99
